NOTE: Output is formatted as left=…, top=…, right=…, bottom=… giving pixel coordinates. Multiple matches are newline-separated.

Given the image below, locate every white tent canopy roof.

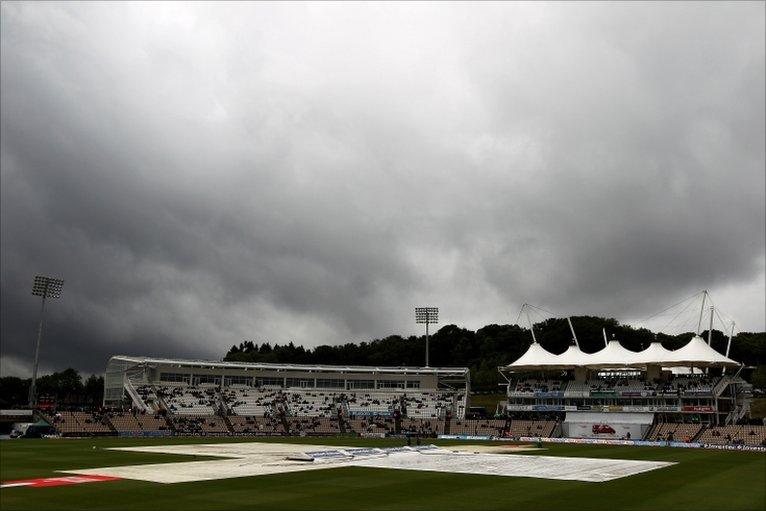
left=555, top=345, right=594, bottom=368
left=660, top=335, right=740, bottom=368
left=584, top=340, right=639, bottom=369
left=505, top=342, right=561, bottom=370
left=505, top=336, right=740, bottom=371
left=630, top=341, right=676, bottom=366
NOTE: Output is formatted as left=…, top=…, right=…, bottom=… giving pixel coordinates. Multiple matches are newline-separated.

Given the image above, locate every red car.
left=592, top=424, right=616, bottom=434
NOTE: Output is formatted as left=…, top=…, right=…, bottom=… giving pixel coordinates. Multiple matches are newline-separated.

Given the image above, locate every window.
left=377, top=380, right=405, bottom=389
left=160, top=372, right=190, bottom=383
left=286, top=378, right=315, bottom=388
left=195, top=374, right=220, bottom=385
left=316, top=379, right=345, bottom=389
left=224, top=375, right=253, bottom=386
left=257, top=377, right=284, bottom=387
left=347, top=379, right=375, bottom=390
left=406, top=381, right=421, bottom=389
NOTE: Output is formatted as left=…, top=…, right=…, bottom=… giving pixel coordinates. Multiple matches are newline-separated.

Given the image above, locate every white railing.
left=123, top=377, right=150, bottom=413
left=713, top=376, right=730, bottom=397
left=732, top=402, right=749, bottom=424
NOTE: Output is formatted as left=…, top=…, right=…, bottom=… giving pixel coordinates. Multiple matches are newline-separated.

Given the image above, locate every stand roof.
left=504, top=336, right=740, bottom=371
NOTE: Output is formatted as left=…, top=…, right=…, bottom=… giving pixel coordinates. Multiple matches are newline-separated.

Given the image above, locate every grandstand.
left=100, top=355, right=469, bottom=438
left=501, top=334, right=752, bottom=441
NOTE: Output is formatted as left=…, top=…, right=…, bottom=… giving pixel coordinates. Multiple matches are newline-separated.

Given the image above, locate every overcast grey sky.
left=1, top=2, right=764, bottom=376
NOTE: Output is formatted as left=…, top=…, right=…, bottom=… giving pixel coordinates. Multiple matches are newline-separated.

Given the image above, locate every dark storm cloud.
left=1, top=2, right=764, bottom=376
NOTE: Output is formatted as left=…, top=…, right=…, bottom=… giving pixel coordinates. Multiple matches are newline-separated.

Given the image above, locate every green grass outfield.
left=1, top=436, right=764, bottom=511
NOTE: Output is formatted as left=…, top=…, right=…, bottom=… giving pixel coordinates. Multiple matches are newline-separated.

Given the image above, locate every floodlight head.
left=32, top=275, right=65, bottom=299
left=415, top=307, right=439, bottom=324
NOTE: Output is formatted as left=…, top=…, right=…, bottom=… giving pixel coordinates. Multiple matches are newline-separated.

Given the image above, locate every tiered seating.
left=135, top=385, right=160, bottom=411
left=219, top=387, right=469, bottom=420
left=345, top=417, right=395, bottom=435
left=741, top=426, right=766, bottom=446
left=656, top=380, right=677, bottom=395
left=565, top=379, right=657, bottom=397
left=158, top=385, right=219, bottom=415
left=400, top=418, right=444, bottom=436
left=613, top=379, right=657, bottom=395
left=228, top=415, right=285, bottom=434
left=46, top=411, right=113, bottom=436
left=646, top=422, right=703, bottom=442
left=70, top=411, right=113, bottom=434
left=509, top=379, right=563, bottom=396
left=403, top=392, right=455, bottom=418
left=666, top=423, right=702, bottom=441
left=449, top=419, right=506, bottom=436
left=220, top=387, right=282, bottom=416
left=585, top=379, right=620, bottom=393
left=447, top=419, right=471, bottom=435
left=106, top=411, right=170, bottom=432
left=646, top=423, right=672, bottom=441
left=284, top=391, right=340, bottom=417
left=698, top=425, right=743, bottom=445
left=346, top=392, right=400, bottom=416
left=656, top=376, right=718, bottom=396
left=134, top=412, right=171, bottom=431
left=564, top=381, right=590, bottom=398
left=287, top=417, right=342, bottom=435
left=676, top=377, right=717, bottom=395
left=169, top=415, right=228, bottom=434
left=698, top=425, right=766, bottom=446
left=507, top=420, right=556, bottom=438
left=107, top=411, right=143, bottom=432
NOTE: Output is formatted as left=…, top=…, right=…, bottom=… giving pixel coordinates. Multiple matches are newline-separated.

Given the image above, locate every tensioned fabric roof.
left=661, top=336, right=740, bottom=367
left=504, top=336, right=740, bottom=371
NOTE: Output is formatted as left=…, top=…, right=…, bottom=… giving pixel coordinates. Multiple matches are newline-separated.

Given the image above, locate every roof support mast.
left=723, top=321, right=735, bottom=375
left=523, top=304, right=538, bottom=344
left=725, top=321, right=735, bottom=358
left=566, top=317, right=579, bottom=348
left=696, top=290, right=708, bottom=335
left=707, top=306, right=714, bottom=346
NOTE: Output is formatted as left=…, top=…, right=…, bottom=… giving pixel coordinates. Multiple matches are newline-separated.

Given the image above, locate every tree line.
left=0, top=369, right=104, bottom=408
left=224, top=316, right=766, bottom=391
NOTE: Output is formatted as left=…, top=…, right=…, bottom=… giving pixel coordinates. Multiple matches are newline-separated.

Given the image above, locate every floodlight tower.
left=415, top=307, right=439, bottom=367
left=28, top=275, right=64, bottom=407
